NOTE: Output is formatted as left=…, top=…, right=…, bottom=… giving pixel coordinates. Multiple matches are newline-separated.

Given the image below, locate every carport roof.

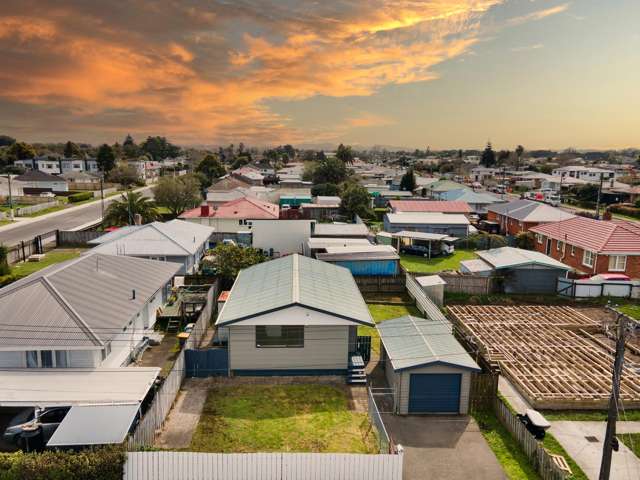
left=477, top=247, right=571, bottom=270
left=378, top=316, right=480, bottom=372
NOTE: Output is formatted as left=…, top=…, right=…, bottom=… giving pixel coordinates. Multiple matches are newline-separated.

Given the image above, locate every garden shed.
left=378, top=315, right=480, bottom=415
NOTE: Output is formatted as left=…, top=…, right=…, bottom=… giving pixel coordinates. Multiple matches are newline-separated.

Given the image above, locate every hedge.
left=68, top=191, right=94, bottom=203
left=608, top=204, right=640, bottom=219
left=0, top=448, right=125, bottom=480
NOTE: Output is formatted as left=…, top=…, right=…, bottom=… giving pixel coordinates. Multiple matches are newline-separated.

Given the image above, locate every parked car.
left=400, top=243, right=453, bottom=257
left=3, top=406, right=70, bottom=450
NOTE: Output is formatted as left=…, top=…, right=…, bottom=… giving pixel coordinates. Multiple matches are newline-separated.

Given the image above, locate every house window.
left=609, top=255, right=627, bottom=272
left=26, top=351, right=38, bottom=368
left=55, top=351, right=69, bottom=368
left=536, top=234, right=543, bottom=244
left=40, top=351, right=53, bottom=368
left=557, top=241, right=563, bottom=251
left=583, top=250, right=595, bottom=268
left=256, top=325, right=304, bottom=348
left=571, top=245, right=575, bottom=256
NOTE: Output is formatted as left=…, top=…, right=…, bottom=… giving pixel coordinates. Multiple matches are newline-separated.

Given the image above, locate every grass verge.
left=540, top=409, right=640, bottom=421
left=618, top=433, right=640, bottom=458
left=1, top=249, right=84, bottom=285
left=400, top=249, right=477, bottom=274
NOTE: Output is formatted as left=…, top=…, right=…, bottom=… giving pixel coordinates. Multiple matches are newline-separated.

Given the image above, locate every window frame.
left=570, top=245, right=575, bottom=256
left=255, top=325, right=305, bottom=349
left=582, top=250, right=594, bottom=268
left=536, top=233, right=543, bottom=244
left=608, top=255, right=627, bottom=272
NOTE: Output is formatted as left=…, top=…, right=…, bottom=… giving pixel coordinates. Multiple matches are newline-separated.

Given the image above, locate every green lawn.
left=0, top=219, right=13, bottom=227
left=190, top=385, right=378, bottom=453
left=541, top=434, right=588, bottom=480
left=400, top=249, right=477, bottom=273
left=619, top=304, right=640, bottom=321
left=619, top=433, right=640, bottom=458
left=9, top=249, right=84, bottom=279
left=359, top=303, right=421, bottom=354
left=540, top=409, right=640, bottom=422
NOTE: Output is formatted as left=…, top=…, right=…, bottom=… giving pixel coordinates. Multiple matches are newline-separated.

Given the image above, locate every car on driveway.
left=3, top=406, right=70, bottom=450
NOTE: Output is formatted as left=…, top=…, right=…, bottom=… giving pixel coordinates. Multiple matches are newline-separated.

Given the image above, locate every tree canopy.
left=106, top=164, right=141, bottom=187
left=399, top=168, right=416, bottom=191
left=335, top=144, right=354, bottom=164
left=140, top=136, right=180, bottom=160
left=96, top=144, right=116, bottom=173
left=0, top=135, right=16, bottom=147
left=312, top=157, right=348, bottom=185
left=153, top=174, right=202, bottom=217
left=7, top=142, right=36, bottom=160
left=311, top=183, right=340, bottom=197
left=64, top=141, right=81, bottom=158
left=339, top=183, right=373, bottom=220
left=122, top=134, right=140, bottom=158
left=205, top=243, right=265, bottom=283
left=103, top=191, right=159, bottom=226
left=480, top=142, right=496, bottom=167
left=196, top=154, right=226, bottom=188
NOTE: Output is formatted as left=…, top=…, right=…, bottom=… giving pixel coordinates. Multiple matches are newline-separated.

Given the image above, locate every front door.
left=545, top=238, right=552, bottom=255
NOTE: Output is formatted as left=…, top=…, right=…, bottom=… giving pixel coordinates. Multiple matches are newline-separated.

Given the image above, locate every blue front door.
left=408, top=373, right=461, bottom=413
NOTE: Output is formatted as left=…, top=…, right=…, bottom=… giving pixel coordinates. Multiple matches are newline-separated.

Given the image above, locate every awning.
left=0, top=368, right=160, bottom=407
left=47, top=403, right=140, bottom=447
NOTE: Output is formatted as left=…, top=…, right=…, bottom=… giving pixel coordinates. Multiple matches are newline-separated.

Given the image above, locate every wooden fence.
left=124, top=450, right=404, bottom=480
left=439, top=273, right=497, bottom=295
left=185, top=284, right=217, bottom=350
left=57, top=229, right=103, bottom=246
left=493, top=398, right=569, bottom=480
left=128, top=350, right=185, bottom=448
left=353, top=274, right=405, bottom=293
left=5, top=229, right=58, bottom=265
left=468, top=372, right=498, bottom=413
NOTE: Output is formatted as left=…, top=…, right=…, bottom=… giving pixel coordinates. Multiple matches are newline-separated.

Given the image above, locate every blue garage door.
left=409, top=373, right=461, bottom=413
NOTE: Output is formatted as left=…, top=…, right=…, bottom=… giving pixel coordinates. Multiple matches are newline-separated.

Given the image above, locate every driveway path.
left=383, top=414, right=506, bottom=480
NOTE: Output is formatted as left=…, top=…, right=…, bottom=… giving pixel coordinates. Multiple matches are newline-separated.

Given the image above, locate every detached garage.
left=378, top=316, right=480, bottom=415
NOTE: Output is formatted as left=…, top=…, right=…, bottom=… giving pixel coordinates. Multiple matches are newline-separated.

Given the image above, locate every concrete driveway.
left=382, top=414, right=506, bottom=480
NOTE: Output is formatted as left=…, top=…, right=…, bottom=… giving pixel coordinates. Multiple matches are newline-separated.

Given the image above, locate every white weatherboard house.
left=0, top=254, right=180, bottom=369
left=216, top=254, right=375, bottom=376
left=378, top=316, right=480, bottom=415
left=88, top=219, right=214, bottom=274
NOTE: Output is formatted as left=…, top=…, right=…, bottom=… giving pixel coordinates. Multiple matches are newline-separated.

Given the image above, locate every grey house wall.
left=503, top=266, right=567, bottom=294
left=228, top=325, right=350, bottom=374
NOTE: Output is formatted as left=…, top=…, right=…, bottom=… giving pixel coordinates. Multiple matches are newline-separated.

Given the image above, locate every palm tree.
left=103, top=190, right=159, bottom=227
left=515, top=145, right=525, bottom=171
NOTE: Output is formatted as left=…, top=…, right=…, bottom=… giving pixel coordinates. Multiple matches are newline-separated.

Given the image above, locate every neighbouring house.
left=249, top=219, right=314, bottom=257
left=60, top=170, right=101, bottom=188
left=315, top=244, right=400, bottom=276
left=14, top=156, right=62, bottom=175
left=312, top=222, right=370, bottom=239
left=231, top=166, right=264, bottom=185
left=88, top=219, right=214, bottom=274
left=379, top=315, right=480, bottom=414
left=388, top=200, right=472, bottom=216
left=215, top=254, right=375, bottom=376
left=0, top=253, right=180, bottom=369
left=279, top=194, right=312, bottom=208
left=208, top=175, right=251, bottom=192
left=471, top=167, right=501, bottom=184
left=383, top=212, right=471, bottom=237
left=300, top=196, right=341, bottom=221
left=0, top=175, right=26, bottom=197
left=305, top=238, right=373, bottom=257
left=552, top=165, right=616, bottom=183
left=422, top=180, right=470, bottom=199
left=529, top=217, right=640, bottom=278
left=14, top=170, right=68, bottom=193
left=440, top=189, right=506, bottom=215
left=486, top=199, right=575, bottom=235
left=373, top=190, right=413, bottom=208
left=180, top=197, right=280, bottom=232
left=460, top=246, right=571, bottom=294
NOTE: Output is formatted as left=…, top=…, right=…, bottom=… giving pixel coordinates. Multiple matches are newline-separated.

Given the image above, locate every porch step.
left=166, top=319, right=181, bottom=333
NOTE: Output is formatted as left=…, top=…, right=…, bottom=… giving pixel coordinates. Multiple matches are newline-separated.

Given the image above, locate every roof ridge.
left=142, top=223, right=192, bottom=254
left=409, top=315, right=437, bottom=359
left=292, top=254, right=300, bottom=303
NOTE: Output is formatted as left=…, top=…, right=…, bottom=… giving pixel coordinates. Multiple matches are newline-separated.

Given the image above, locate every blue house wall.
left=330, top=259, right=399, bottom=276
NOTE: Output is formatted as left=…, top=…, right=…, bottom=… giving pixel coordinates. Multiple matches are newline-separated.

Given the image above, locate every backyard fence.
left=557, top=277, right=640, bottom=299
left=56, top=229, right=103, bottom=246
left=185, top=284, right=217, bottom=350
left=124, top=450, right=403, bottom=480
left=405, top=272, right=449, bottom=324
left=128, top=350, right=185, bottom=448
left=353, top=274, right=405, bottom=293
left=438, top=273, right=498, bottom=295
left=493, top=397, right=569, bottom=480
left=367, top=387, right=394, bottom=454
left=5, top=229, right=58, bottom=265
left=468, top=372, right=498, bottom=413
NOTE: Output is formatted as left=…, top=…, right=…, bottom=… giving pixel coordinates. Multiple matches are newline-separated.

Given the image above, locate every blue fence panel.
left=185, top=348, right=229, bottom=377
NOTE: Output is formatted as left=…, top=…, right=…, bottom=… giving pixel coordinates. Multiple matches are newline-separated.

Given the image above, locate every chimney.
left=133, top=213, right=142, bottom=225
left=200, top=204, right=210, bottom=217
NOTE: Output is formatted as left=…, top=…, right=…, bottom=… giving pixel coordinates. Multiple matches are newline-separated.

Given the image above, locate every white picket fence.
left=124, top=450, right=403, bottom=480
left=128, top=350, right=186, bottom=447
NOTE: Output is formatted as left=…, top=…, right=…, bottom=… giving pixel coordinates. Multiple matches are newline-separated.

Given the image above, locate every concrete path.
left=498, top=376, right=532, bottom=414
left=383, top=414, right=506, bottom=480
left=550, top=421, right=640, bottom=480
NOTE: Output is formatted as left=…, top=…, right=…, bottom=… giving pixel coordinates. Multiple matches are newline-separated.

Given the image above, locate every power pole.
left=100, top=175, right=105, bottom=221
left=598, top=311, right=628, bottom=480
left=7, top=174, right=14, bottom=221
left=595, top=173, right=604, bottom=220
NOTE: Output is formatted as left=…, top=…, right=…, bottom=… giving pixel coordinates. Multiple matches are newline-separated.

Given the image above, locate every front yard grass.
left=9, top=249, right=84, bottom=279
left=359, top=303, right=421, bottom=354
left=400, top=249, right=477, bottom=274
left=190, top=385, right=378, bottom=453
left=619, top=433, right=640, bottom=458
left=619, top=303, right=640, bottom=321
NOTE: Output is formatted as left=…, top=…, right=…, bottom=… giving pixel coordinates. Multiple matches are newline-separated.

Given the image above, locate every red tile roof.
left=389, top=200, right=472, bottom=214
left=530, top=217, right=640, bottom=254
left=180, top=196, right=279, bottom=219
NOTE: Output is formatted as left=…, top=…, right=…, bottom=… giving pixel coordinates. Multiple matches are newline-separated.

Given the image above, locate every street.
left=0, top=187, right=153, bottom=246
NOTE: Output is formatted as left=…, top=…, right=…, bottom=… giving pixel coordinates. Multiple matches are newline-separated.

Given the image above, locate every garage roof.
left=0, top=368, right=159, bottom=407
left=476, top=247, right=571, bottom=270
left=47, top=403, right=140, bottom=447
left=378, top=316, right=480, bottom=372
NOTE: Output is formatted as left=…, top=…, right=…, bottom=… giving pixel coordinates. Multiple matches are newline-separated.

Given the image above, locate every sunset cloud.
left=0, top=0, right=505, bottom=145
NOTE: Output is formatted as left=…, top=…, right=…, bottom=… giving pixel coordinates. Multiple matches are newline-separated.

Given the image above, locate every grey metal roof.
left=89, top=220, right=214, bottom=256
left=487, top=199, right=574, bottom=222
left=391, top=231, right=450, bottom=241
left=476, top=246, right=571, bottom=270
left=0, top=254, right=180, bottom=348
left=385, top=213, right=470, bottom=225
left=47, top=403, right=140, bottom=446
left=312, top=223, right=370, bottom=237
left=216, top=254, right=374, bottom=326
left=378, top=315, right=480, bottom=371
left=316, top=245, right=399, bottom=261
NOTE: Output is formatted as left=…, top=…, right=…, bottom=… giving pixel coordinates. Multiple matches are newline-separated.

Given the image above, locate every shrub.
left=0, top=244, right=10, bottom=276
left=0, top=447, right=125, bottom=480
left=68, top=191, right=94, bottom=203
left=515, top=231, right=535, bottom=250
left=608, top=203, right=640, bottom=219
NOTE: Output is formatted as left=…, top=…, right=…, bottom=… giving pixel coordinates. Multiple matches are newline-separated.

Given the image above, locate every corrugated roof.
left=385, top=213, right=470, bottom=225
left=442, top=189, right=505, bottom=204
left=530, top=217, right=640, bottom=254
left=389, top=200, right=472, bottom=214
left=391, top=231, right=450, bottom=241
left=307, top=238, right=372, bottom=249
left=460, top=259, right=493, bottom=273
left=181, top=196, right=279, bottom=219
left=14, top=170, right=63, bottom=182
left=216, top=254, right=374, bottom=326
left=378, top=316, right=480, bottom=371
left=312, top=223, right=370, bottom=237
left=0, top=254, right=180, bottom=348
left=425, top=180, right=470, bottom=192
left=487, top=199, right=575, bottom=222
left=316, top=245, right=399, bottom=261
left=477, top=246, right=572, bottom=270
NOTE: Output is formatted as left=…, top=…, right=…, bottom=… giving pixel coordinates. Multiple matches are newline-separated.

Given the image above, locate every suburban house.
left=378, top=315, right=480, bottom=414
left=312, top=222, right=370, bottom=239
left=88, top=219, right=214, bottom=274
left=460, top=246, right=571, bottom=294
left=208, top=175, right=251, bottom=192
left=529, top=217, right=640, bottom=278
left=315, top=244, right=400, bottom=276
left=552, top=165, right=616, bottom=183
left=180, top=197, right=280, bottom=232
left=388, top=200, right=472, bottom=216
left=423, top=180, right=470, bottom=199
left=440, top=189, right=506, bottom=215
left=215, top=254, right=375, bottom=376
left=231, top=166, right=264, bottom=185
left=14, top=170, right=68, bottom=193
left=60, top=171, right=101, bottom=188
left=0, top=175, right=26, bottom=197
left=383, top=212, right=471, bottom=237
left=0, top=253, right=180, bottom=369
left=486, top=199, right=575, bottom=235
left=300, top=196, right=341, bottom=221
left=15, top=156, right=99, bottom=175
left=471, top=167, right=501, bottom=185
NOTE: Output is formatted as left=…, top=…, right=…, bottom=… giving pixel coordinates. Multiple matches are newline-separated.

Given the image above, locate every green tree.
left=63, top=141, right=81, bottom=158
left=103, top=191, right=159, bottom=226
left=515, top=231, right=535, bottom=250
left=312, top=157, right=348, bottom=185
left=206, top=243, right=265, bottom=283
left=335, top=144, right=354, bottom=164
left=0, top=244, right=10, bottom=276
left=141, top=136, right=180, bottom=160
left=153, top=175, right=202, bottom=217
left=399, top=168, right=416, bottom=191
left=122, top=134, right=139, bottom=158
left=231, top=156, right=250, bottom=170
left=0, top=135, right=16, bottom=147
left=96, top=144, right=116, bottom=173
left=106, top=164, right=141, bottom=187
left=340, top=183, right=373, bottom=220
left=311, top=183, right=340, bottom=197
left=515, top=145, right=525, bottom=170
left=196, top=154, right=226, bottom=188
left=8, top=142, right=36, bottom=160
left=480, top=142, right=496, bottom=167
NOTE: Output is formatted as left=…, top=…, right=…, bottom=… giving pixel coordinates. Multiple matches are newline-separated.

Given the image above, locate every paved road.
left=0, top=187, right=153, bottom=246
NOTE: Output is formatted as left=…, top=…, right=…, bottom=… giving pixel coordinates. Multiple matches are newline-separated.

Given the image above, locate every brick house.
left=529, top=217, right=640, bottom=278
left=486, top=199, right=575, bottom=235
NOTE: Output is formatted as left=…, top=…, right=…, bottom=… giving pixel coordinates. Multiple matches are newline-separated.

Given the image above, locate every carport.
left=378, top=316, right=480, bottom=415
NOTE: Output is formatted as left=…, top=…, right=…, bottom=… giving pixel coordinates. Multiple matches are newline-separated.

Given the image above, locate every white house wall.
left=397, top=364, right=471, bottom=415
left=251, top=220, right=313, bottom=256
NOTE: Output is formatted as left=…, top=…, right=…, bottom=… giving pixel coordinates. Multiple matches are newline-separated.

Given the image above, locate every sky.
left=0, top=0, right=638, bottom=150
